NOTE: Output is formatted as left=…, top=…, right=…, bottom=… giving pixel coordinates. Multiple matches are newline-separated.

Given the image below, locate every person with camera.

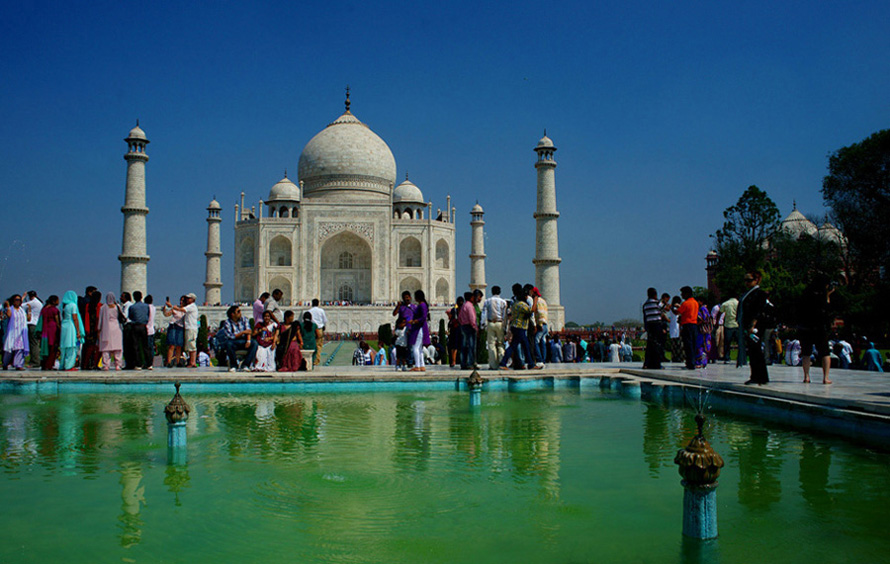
left=739, top=270, right=769, bottom=385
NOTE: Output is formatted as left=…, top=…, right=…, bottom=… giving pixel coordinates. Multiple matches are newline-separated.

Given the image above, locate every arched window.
left=435, top=239, right=449, bottom=269
left=269, top=236, right=292, bottom=266
left=239, top=237, right=255, bottom=268
left=279, top=206, right=289, bottom=218
left=435, top=278, right=449, bottom=303
left=339, top=251, right=354, bottom=269
left=399, top=237, right=422, bottom=267
left=338, top=284, right=354, bottom=302
left=401, top=276, right=422, bottom=297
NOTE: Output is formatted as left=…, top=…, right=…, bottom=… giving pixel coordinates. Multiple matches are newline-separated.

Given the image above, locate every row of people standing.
left=2, top=288, right=178, bottom=371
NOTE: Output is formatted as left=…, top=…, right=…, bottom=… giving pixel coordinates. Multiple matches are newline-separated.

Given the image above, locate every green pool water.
left=0, top=388, right=887, bottom=563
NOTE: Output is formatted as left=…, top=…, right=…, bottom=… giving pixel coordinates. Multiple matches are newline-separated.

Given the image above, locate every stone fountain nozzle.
left=674, top=413, right=724, bottom=485
left=164, top=382, right=191, bottom=424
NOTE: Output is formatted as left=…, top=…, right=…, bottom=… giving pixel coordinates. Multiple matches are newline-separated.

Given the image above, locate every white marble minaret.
left=469, top=202, right=487, bottom=294
left=533, top=132, right=563, bottom=327
left=204, top=198, right=223, bottom=305
left=119, top=122, right=150, bottom=295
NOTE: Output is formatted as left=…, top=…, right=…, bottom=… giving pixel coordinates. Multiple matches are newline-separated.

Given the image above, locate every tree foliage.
left=712, top=185, right=781, bottom=273
left=822, top=129, right=890, bottom=282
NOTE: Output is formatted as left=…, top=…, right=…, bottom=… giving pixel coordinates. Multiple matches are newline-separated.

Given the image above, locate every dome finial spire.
left=284, top=168, right=287, bottom=178
left=543, top=128, right=546, bottom=136
left=405, top=171, right=409, bottom=181
left=793, top=199, right=797, bottom=210
left=345, top=85, right=351, bottom=113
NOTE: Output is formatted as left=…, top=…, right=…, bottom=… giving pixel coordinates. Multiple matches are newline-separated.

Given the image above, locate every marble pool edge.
left=1, top=368, right=888, bottom=448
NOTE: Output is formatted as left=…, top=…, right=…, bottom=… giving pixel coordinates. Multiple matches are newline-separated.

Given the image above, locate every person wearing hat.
left=168, top=293, right=199, bottom=368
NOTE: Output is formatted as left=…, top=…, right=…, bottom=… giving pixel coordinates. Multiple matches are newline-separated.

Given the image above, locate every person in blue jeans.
left=499, top=285, right=540, bottom=370
left=218, top=305, right=258, bottom=371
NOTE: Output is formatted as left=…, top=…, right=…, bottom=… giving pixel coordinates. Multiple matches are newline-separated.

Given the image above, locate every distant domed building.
left=706, top=201, right=848, bottom=300
left=777, top=202, right=848, bottom=249
left=231, top=92, right=457, bottom=331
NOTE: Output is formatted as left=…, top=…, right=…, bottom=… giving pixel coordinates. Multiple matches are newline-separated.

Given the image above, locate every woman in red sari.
left=278, top=311, right=305, bottom=372
left=38, top=295, right=61, bottom=370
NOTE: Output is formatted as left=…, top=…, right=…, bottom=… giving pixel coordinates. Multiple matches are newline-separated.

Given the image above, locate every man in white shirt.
left=169, top=292, right=199, bottom=368
left=24, top=291, right=42, bottom=368
left=837, top=339, right=853, bottom=368
left=307, top=298, right=328, bottom=366
left=264, top=289, right=283, bottom=324
left=481, top=286, right=508, bottom=369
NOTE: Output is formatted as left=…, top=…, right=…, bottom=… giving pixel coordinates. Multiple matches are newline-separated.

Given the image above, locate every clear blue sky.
left=1, top=0, right=888, bottom=323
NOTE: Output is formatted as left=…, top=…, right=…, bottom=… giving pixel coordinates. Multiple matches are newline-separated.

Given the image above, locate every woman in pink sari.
left=98, top=292, right=124, bottom=370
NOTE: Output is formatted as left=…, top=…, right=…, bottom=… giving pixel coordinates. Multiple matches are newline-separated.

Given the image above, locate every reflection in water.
left=735, top=429, right=783, bottom=510
left=0, top=392, right=888, bottom=563
left=799, top=439, right=832, bottom=512
left=392, top=400, right=431, bottom=471
left=680, top=536, right=721, bottom=564
left=643, top=404, right=672, bottom=476
left=118, top=461, right=145, bottom=548
left=164, top=462, right=191, bottom=507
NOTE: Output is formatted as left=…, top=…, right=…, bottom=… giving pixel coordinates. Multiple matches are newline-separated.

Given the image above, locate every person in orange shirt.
left=678, top=286, right=699, bottom=370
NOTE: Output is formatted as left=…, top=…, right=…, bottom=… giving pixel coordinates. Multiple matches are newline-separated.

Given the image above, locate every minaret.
left=204, top=198, right=223, bottom=305
left=469, top=202, right=487, bottom=294
left=120, top=121, right=150, bottom=295
left=533, top=131, right=561, bottom=308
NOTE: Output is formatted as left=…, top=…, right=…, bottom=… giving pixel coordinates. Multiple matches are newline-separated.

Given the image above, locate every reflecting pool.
left=0, top=389, right=887, bottom=563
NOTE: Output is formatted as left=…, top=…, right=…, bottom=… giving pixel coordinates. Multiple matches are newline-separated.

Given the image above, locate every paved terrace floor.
left=1, top=361, right=888, bottom=417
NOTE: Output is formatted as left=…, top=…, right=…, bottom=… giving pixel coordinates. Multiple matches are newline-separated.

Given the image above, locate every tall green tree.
left=711, top=185, right=781, bottom=296
left=822, top=129, right=890, bottom=284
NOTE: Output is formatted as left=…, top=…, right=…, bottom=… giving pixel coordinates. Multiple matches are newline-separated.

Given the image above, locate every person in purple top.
left=409, top=290, right=431, bottom=372
left=392, top=291, right=415, bottom=327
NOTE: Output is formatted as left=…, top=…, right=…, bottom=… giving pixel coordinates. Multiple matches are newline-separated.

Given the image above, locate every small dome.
left=268, top=176, right=300, bottom=202
left=471, top=203, right=484, bottom=213
left=780, top=208, right=817, bottom=238
left=392, top=179, right=424, bottom=204
left=536, top=134, right=554, bottom=149
left=127, top=124, right=147, bottom=141
left=817, top=222, right=847, bottom=247
left=208, top=199, right=221, bottom=210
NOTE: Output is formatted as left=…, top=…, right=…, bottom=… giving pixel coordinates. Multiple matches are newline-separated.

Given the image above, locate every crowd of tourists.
left=0, top=286, right=203, bottom=371
left=642, top=271, right=888, bottom=387
left=0, top=286, right=330, bottom=373
left=354, top=283, right=638, bottom=370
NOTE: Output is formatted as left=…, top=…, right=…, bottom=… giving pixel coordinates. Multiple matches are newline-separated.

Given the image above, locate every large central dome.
left=297, top=109, right=397, bottom=200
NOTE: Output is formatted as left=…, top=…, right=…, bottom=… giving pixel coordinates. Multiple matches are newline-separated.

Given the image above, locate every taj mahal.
left=118, top=90, right=564, bottom=332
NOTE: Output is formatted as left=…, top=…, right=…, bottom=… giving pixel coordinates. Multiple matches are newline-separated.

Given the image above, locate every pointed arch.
left=400, top=236, right=422, bottom=267
left=269, top=235, right=292, bottom=266
left=320, top=231, right=372, bottom=304
left=435, top=239, right=449, bottom=269
left=435, top=278, right=449, bottom=304
left=239, top=237, right=255, bottom=268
